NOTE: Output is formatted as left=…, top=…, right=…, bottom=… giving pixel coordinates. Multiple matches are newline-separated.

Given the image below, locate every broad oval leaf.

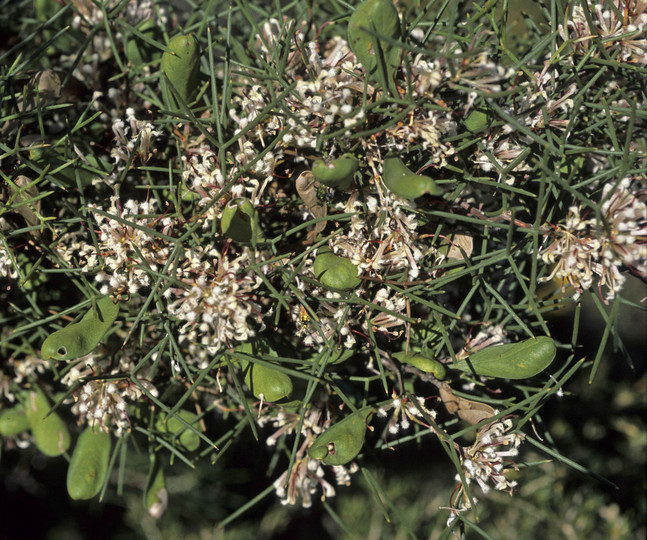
left=66, top=426, right=112, bottom=500
left=24, top=388, right=71, bottom=457
left=0, top=405, right=30, bottom=437
left=220, top=198, right=263, bottom=243
left=155, top=410, right=201, bottom=452
left=312, top=155, right=359, bottom=190
left=382, top=156, right=442, bottom=199
left=308, top=408, right=372, bottom=466
left=465, top=109, right=490, bottom=133
left=243, top=361, right=293, bottom=403
left=313, top=251, right=361, bottom=290
left=395, top=352, right=446, bottom=379
left=348, top=0, right=401, bottom=81
left=456, top=336, right=556, bottom=379
left=41, top=296, right=119, bottom=361
left=161, top=33, right=200, bottom=105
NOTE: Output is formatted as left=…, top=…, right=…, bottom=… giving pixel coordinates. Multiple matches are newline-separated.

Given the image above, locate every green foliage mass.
left=0, top=0, right=645, bottom=537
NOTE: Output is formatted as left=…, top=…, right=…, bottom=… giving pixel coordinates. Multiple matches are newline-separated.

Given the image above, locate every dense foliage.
left=1, top=0, right=645, bottom=538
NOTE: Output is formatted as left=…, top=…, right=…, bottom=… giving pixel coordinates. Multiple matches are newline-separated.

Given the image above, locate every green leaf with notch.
left=41, top=297, right=120, bottom=361
left=309, top=408, right=373, bottom=466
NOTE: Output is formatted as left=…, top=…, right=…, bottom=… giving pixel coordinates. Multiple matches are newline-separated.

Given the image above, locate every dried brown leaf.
left=446, top=234, right=473, bottom=260
left=438, top=382, right=495, bottom=425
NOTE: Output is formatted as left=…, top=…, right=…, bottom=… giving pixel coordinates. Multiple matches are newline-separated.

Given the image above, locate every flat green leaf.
left=156, top=410, right=201, bottom=452
left=456, top=337, right=556, bottom=379
left=348, top=0, right=401, bottom=84
left=394, top=352, right=446, bottom=379
left=23, top=388, right=70, bottom=457
left=242, top=361, right=293, bottom=403
left=221, top=198, right=264, bottom=243
left=313, top=251, right=362, bottom=290
left=41, top=297, right=120, bottom=361
left=0, top=405, right=30, bottom=437
left=382, top=156, right=442, bottom=199
left=312, top=155, right=359, bottom=191
left=67, top=426, right=112, bottom=500
left=161, top=33, right=200, bottom=106
left=309, top=408, right=373, bottom=466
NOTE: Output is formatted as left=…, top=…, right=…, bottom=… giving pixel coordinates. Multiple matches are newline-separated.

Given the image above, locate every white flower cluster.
left=382, top=108, right=456, bottom=158
left=61, top=351, right=158, bottom=437
left=0, top=226, right=17, bottom=279
left=559, top=0, right=647, bottom=64
left=460, top=418, right=523, bottom=494
left=539, top=177, right=647, bottom=300
left=166, top=250, right=262, bottom=366
left=273, top=457, right=358, bottom=508
left=599, top=178, right=647, bottom=282
left=406, top=56, right=444, bottom=97
left=111, top=107, right=161, bottom=169
left=540, top=206, right=600, bottom=293
left=448, top=418, right=524, bottom=525
left=377, top=393, right=437, bottom=436
left=332, top=192, right=429, bottom=279
left=227, top=34, right=362, bottom=192
left=264, top=399, right=359, bottom=508
left=229, top=20, right=458, bottom=181
left=364, top=287, right=408, bottom=338
left=181, top=145, right=227, bottom=206
left=3, top=356, right=49, bottom=397
left=247, top=20, right=364, bottom=145
left=89, top=196, right=173, bottom=295
left=473, top=60, right=576, bottom=183
left=180, top=145, right=264, bottom=224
